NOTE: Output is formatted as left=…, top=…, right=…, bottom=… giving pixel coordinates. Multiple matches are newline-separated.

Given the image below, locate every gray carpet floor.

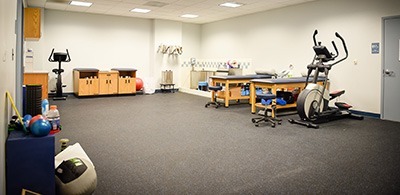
left=51, top=92, right=400, bottom=194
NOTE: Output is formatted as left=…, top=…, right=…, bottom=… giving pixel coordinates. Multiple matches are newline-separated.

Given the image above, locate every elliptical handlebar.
left=331, top=41, right=338, bottom=59
left=311, top=30, right=348, bottom=66
left=335, top=32, right=348, bottom=59
left=331, top=32, right=348, bottom=66
left=313, top=30, right=318, bottom=46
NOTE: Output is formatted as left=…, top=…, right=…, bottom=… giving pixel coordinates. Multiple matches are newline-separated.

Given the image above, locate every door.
left=382, top=16, right=400, bottom=122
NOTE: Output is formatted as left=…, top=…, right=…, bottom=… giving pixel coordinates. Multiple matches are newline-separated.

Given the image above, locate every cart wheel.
left=271, top=123, right=276, bottom=128
left=251, top=119, right=256, bottom=123
left=205, top=104, right=208, bottom=108
left=255, top=124, right=259, bottom=127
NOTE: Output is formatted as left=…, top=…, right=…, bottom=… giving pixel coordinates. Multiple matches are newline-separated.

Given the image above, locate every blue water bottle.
left=41, top=99, right=49, bottom=116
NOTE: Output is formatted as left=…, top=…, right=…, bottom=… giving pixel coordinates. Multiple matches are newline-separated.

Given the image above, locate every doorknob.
left=384, top=69, right=395, bottom=76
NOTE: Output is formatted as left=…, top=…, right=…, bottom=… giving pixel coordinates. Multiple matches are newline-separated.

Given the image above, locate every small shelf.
left=160, top=83, right=175, bottom=93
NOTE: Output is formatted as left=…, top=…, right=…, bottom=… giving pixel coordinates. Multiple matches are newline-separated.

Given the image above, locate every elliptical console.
left=288, top=30, right=363, bottom=128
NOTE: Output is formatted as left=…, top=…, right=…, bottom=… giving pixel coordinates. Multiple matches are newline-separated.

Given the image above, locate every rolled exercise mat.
left=26, top=84, right=42, bottom=116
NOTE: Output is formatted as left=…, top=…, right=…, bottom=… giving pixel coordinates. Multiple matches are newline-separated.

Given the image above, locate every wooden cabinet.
left=118, top=77, right=135, bottom=94
left=73, top=69, right=99, bottom=96
left=73, top=68, right=138, bottom=97
left=24, top=71, right=49, bottom=99
left=98, top=71, right=118, bottom=95
left=24, top=8, right=41, bottom=40
left=112, top=68, right=137, bottom=94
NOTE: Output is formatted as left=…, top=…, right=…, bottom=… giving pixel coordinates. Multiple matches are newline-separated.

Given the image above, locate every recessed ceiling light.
left=219, top=2, right=244, bottom=8
left=70, top=1, right=92, bottom=7
left=180, top=14, right=199, bottom=18
left=130, top=8, right=151, bottom=13
left=144, top=1, right=168, bottom=7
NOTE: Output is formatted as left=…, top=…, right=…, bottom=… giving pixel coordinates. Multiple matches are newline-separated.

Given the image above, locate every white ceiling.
left=26, top=0, right=316, bottom=24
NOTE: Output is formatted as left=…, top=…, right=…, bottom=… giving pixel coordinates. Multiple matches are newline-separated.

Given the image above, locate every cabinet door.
left=24, top=8, right=41, bottom=40
left=118, top=78, right=127, bottom=94
left=78, top=79, right=91, bottom=96
left=98, top=73, right=109, bottom=95
left=119, top=78, right=135, bottom=94
left=109, top=73, right=118, bottom=94
left=90, top=79, right=99, bottom=95
left=128, top=78, right=136, bottom=93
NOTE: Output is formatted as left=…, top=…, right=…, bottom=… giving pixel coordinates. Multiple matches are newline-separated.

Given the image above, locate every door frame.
left=16, top=0, right=24, bottom=113
left=381, top=15, right=400, bottom=120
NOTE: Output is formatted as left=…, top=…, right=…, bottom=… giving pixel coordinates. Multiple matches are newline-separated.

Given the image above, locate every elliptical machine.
left=288, top=30, right=363, bottom=128
left=48, top=48, right=71, bottom=100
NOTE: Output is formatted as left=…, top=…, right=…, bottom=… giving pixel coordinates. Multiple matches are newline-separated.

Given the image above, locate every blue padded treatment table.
left=250, top=76, right=326, bottom=84
left=209, top=74, right=273, bottom=107
left=210, top=74, right=273, bottom=80
left=249, top=77, right=327, bottom=113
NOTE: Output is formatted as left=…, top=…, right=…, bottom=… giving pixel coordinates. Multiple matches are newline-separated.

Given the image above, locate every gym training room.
left=1, top=0, right=400, bottom=194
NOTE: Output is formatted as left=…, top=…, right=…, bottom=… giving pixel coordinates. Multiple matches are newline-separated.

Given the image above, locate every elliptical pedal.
left=335, top=102, right=352, bottom=110
left=329, top=90, right=345, bottom=100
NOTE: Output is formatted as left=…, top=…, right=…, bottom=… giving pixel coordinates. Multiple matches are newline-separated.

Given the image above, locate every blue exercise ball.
left=30, top=119, right=51, bottom=137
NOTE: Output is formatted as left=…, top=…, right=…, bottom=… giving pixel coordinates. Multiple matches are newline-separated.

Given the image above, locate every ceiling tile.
left=44, top=2, right=68, bottom=10
left=28, top=0, right=319, bottom=24
left=27, top=0, right=46, bottom=7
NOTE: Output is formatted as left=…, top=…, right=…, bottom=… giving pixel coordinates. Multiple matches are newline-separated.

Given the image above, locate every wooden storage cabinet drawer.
left=73, top=68, right=99, bottom=96
left=99, top=71, right=118, bottom=95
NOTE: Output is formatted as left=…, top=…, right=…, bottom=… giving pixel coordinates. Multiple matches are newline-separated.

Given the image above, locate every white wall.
left=153, top=19, right=182, bottom=86
left=27, top=10, right=153, bottom=93
left=153, top=21, right=202, bottom=90
left=26, top=11, right=202, bottom=93
left=180, top=23, right=202, bottom=89
left=0, top=0, right=17, bottom=193
left=201, top=0, right=400, bottom=113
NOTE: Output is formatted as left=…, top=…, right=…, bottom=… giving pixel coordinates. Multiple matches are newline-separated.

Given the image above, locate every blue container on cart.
left=198, top=81, right=208, bottom=91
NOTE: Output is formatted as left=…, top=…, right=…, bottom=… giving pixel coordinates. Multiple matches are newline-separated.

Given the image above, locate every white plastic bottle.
left=47, top=105, right=60, bottom=130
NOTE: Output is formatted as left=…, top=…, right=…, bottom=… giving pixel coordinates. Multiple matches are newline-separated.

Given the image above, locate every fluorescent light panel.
left=180, top=14, right=198, bottom=18
left=70, top=1, right=92, bottom=7
left=130, top=8, right=151, bottom=13
left=219, top=2, right=243, bottom=8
